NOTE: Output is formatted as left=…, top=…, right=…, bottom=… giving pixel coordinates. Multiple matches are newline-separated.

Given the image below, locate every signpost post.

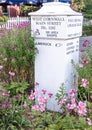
left=29, top=1, right=83, bottom=112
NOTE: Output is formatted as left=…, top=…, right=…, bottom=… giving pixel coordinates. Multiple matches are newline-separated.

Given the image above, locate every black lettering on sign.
left=35, top=42, right=51, bottom=46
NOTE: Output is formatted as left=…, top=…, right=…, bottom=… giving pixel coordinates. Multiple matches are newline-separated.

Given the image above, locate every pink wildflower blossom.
left=23, top=101, right=27, bottom=108
left=86, top=118, right=92, bottom=126
left=48, top=93, right=53, bottom=98
left=69, top=89, right=76, bottom=97
left=34, top=88, right=39, bottom=97
left=1, top=103, right=7, bottom=108
left=81, top=78, right=89, bottom=87
left=38, top=96, right=48, bottom=105
left=82, top=58, right=88, bottom=67
left=42, top=89, right=47, bottom=95
left=9, top=71, right=15, bottom=76
left=11, top=58, right=15, bottom=62
left=39, top=104, right=46, bottom=112
left=14, top=94, right=21, bottom=99
left=29, top=91, right=35, bottom=100
left=67, top=98, right=77, bottom=110
left=67, top=103, right=76, bottom=110
left=77, top=101, right=87, bottom=116
left=32, top=105, right=39, bottom=111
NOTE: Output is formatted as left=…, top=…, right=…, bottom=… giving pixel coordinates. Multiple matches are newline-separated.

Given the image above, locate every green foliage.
left=0, top=15, right=9, bottom=22
left=3, top=82, right=29, bottom=96
left=77, top=44, right=92, bottom=101
left=0, top=22, right=36, bottom=87
left=21, top=5, right=40, bottom=16
left=56, top=83, right=66, bottom=102
left=0, top=111, right=31, bottom=130
left=45, top=115, right=92, bottom=130
left=0, top=85, right=32, bottom=130
left=83, top=25, right=92, bottom=36
left=82, top=0, right=92, bottom=19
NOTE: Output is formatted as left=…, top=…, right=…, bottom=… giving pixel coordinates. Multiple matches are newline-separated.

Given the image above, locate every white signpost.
left=29, top=2, right=83, bottom=112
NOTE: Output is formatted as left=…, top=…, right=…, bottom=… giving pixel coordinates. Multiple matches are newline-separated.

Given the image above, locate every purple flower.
left=1, top=103, right=7, bottom=108
left=82, top=40, right=90, bottom=47
left=14, top=94, right=21, bottom=99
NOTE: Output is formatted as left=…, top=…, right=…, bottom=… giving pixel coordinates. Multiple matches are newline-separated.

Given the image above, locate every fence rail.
left=0, top=16, right=30, bottom=29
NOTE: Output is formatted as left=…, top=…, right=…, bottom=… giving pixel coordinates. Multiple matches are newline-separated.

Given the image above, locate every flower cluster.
left=28, top=82, right=53, bottom=112
left=58, top=88, right=87, bottom=116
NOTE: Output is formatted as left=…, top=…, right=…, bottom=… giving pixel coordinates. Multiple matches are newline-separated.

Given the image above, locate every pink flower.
left=14, top=94, right=21, bottom=99
left=6, top=101, right=12, bottom=108
left=9, top=71, right=15, bottom=76
left=38, top=96, right=48, bottom=105
left=86, top=118, right=92, bottom=125
left=82, top=58, right=88, bottom=67
left=81, top=78, right=89, bottom=87
left=1, top=103, right=7, bottom=108
left=69, top=89, right=76, bottom=97
left=23, top=101, right=27, bottom=108
left=48, top=93, right=53, bottom=98
left=32, top=105, right=39, bottom=111
left=39, top=104, right=46, bottom=112
left=67, top=103, right=76, bottom=110
left=67, top=98, right=77, bottom=110
left=11, top=58, right=15, bottom=62
left=34, top=88, right=39, bottom=97
left=77, top=101, right=87, bottom=116
left=80, top=50, right=85, bottom=52
left=0, top=65, right=3, bottom=70
left=42, top=89, right=47, bottom=95
left=58, top=95, right=67, bottom=107
left=29, top=91, right=35, bottom=100
left=1, top=82, right=7, bottom=85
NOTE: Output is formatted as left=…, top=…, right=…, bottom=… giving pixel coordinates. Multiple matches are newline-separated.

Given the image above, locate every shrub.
left=0, top=15, right=9, bottom=22
left=0, top=21, right=37, bottom=89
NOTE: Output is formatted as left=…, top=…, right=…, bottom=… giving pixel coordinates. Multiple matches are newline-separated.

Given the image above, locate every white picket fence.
left=0, top=16, right=31, bottom=29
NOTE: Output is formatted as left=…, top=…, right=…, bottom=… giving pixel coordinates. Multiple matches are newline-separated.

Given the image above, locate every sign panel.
left=31, top=15, right=83, bottom=39
left=35, top=38, right=79, bottom=111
